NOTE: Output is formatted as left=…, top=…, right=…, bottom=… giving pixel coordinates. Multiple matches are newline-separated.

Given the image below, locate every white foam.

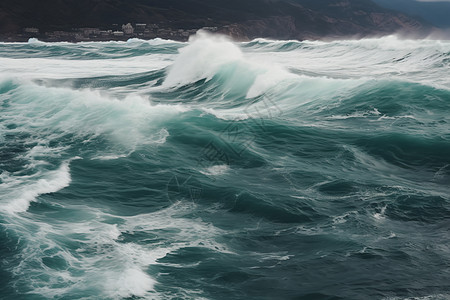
left=3, top=201, right=232, bottom=299
left=7, top=216, right=157, bottom=299
left=1, top=81, right=186, bottom=151
left=121, top=203, right=234, bottom=255
left=373, top=205, right=387, bottom=221
left=28, top=38, right=43, bottom=44
left=126, top=38, right=145, bottom=44
left=127, top=37, right=183, bottom=46
left=243, top=35, right=450, bottom=90
left=105, top=268, right=156, bottom=298
left=332, top=211, right=358, bottom=225
left=200, top=164, right=230, bottom=176
left=163, top=30, right=243, bottom=88
left=91, top=154, right=129, bottom=161
left=202, top=107, right=250, bottom=121
left=246, top=67, right=297, bottom=98
left=0, top=54, right=172, bottom=80
left=0, top=162, right=71, bottom=214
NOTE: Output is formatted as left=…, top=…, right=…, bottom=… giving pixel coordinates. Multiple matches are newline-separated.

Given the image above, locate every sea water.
left=0, top=32, right=449, bottom=299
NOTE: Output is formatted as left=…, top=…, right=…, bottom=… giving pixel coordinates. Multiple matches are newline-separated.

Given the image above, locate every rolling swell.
left=0, top=33, right=450, bottom=299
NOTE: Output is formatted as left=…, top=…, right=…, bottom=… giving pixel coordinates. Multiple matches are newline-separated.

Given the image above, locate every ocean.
left=0, top=32, right=449, bottom=299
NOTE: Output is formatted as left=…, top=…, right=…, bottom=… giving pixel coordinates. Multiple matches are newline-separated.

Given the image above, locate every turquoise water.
left=0, top=33, right=449, bottom=299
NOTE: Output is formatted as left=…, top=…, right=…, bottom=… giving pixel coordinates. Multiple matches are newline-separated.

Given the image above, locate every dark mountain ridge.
left=0, top=0, right=432, bottom=41
left=373, top=0, right=450, bottom=28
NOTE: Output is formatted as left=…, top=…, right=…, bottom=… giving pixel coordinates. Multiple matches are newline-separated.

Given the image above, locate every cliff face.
left=0, top=0, right=431, bottom=41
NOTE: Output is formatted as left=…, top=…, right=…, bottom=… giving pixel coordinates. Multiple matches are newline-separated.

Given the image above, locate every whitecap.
left=162, top=30, right=243, bottom=88
left=200, top=164, right=230, bottom=176
left=0, top=162, right=72, bottom=214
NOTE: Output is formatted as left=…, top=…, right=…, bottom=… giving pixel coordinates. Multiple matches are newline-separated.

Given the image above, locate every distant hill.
left=0, top=0, right=432, bottom=41
left=373, top=0, right=450, bottom=28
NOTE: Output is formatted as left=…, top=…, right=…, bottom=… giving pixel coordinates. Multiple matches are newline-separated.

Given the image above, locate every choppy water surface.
left=0, top=34, right=449, bottom=299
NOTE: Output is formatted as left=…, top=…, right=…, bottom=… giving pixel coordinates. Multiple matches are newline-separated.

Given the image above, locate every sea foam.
left=163, top=30, right=243, bottom=88
left=0, top=162, right=71, bottom=214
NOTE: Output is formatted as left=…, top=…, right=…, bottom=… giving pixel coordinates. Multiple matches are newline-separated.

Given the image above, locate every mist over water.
left=1, top=33, right=449, bottom=299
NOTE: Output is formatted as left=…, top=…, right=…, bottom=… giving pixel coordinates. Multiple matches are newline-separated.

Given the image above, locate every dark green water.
left=0, top=35, right=449, bottom=299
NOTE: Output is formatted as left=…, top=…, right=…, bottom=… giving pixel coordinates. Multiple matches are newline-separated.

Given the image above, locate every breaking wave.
left=0, top=33, right=449, bottom=299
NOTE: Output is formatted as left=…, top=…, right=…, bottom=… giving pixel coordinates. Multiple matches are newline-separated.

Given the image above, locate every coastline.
left=0, top=20, right=439, bottom=44
left=0, top=25, right=201, bottom=43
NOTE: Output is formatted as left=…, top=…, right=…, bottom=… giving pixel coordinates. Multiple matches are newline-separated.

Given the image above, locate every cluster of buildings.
left=18, top=23, right=218, bottom=42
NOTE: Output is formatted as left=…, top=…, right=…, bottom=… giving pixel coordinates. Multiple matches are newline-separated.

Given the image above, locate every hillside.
left=0, top=0, right=432, bottom=41
left=373, top=0, right=450, bottom=28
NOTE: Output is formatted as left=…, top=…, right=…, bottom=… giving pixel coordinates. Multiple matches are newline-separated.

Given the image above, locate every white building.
left=122, top=23, right=134, bottom=35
